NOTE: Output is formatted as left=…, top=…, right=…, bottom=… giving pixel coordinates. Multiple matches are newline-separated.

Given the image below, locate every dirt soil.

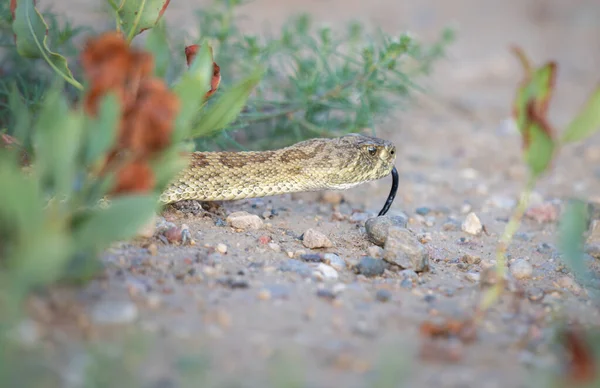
left=38, top=0, right=600, bottom=387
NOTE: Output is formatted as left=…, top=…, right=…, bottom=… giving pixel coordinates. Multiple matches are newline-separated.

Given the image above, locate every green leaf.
left=557, top=200, right=598, bottom=298
left=115, top=0, right=171, bottom=41
left=84, top=93, right=121, bottom=165
left=171, top=43, right=213, bottom=142
left=189, top=67, right=264, bottom=138
left=32, top=85, right=83, bottom=198
left=561, top=86, right=600, bottom=143
left=144, top=19, right=170, bottom=78
left=525, top=121, right=555, bottom=178
left=12, top=0, right=82, bottom=90
left=72, top=194, right=158, bottom=252
left=514, top=61, right=556, bottom=131
left=7, top=84, right=32, bottom=147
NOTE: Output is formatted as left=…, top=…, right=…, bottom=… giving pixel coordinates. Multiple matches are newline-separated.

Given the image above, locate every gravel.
left=383, top=226, right=430, bottom=272
left=364, top=215, right=409, bottom=246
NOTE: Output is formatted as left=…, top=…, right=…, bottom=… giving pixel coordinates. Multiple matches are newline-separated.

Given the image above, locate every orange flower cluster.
left=184, top=44, right=221, bottom=98
left=80, top=32, right=179, bottom=195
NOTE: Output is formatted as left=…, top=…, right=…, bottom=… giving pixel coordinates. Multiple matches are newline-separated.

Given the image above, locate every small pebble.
left=415, top=207, right=431, bottom=216
left=313, top=263, right=339, bottom=281
left=301, top=253, right=324, bottom=262
left=527, top=287, right=545, bottom=302
left=226, top=211, right=263, bottom=230
left=375, top=289, right=392, bottom=302
left=461, top=212, right=483, bottom=235
left=465, top=272, right=481, bottom=283
left=383, top=227, right=429, bottom=272
left=510, top=258, right=533, bottom=280
left=323, top=253, right=347, bottom=271
left=585, top=243, right=600, bottom=259
left=302, top=229, right=333, bottom=249
left=164, top=226, right=182, bottom=243
left=355, top=257, right=387, bottom=277
left=525, top=202, right=558, bottom=223
left=215, top=243, right=228, bottom=254
left=316, top=288, right=337, bottom=301
left=268, top=243, right=281, bottom=252
left=461, top=254, right=481, bottom=265
left=365, top=215, right=409, bottom=246
left=279, top=259, right=313, bottom=277
left=258, top=235, right=272, bottom=244
left=146, top=243, right=158, bottom=256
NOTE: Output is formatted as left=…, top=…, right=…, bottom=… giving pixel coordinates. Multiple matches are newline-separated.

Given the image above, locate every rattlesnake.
left=159, top=134, right=399, bottom=215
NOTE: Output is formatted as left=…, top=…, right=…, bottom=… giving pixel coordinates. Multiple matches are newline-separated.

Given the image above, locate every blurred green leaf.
left=115, top=0, right=170, bottom=41
left=513, top=59, right=556, bottom=131
left=72, top=194, right=158, bottom=253
left=7, top=84, right=32, bottom=148
left=32, top=85, right=83, bottom=198
left=84, top=93, right=120, bottom=165
left=189, top=67, right=264, bottom=138
left=557, top=200, right=597, bottom=299
left=11, top=0, right=82, bottom=89
left=525, top=120, right=555, bottom=178
left=561, top=86, right=600, bottom=143
left=171, top=43, right=213, bottom=142
left=144, top=19, right=170, bottom=78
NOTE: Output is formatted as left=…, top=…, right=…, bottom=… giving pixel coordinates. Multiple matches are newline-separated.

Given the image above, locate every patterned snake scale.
left=159, top=134, right=397, bottom=204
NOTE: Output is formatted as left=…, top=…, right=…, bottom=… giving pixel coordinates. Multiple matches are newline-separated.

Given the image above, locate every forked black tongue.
left=377, top=166, right=398, bottom=216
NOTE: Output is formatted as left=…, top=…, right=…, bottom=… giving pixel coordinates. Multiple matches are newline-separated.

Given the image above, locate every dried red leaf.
left=184, top=44, right=221, bottom=98
left=111, top=160, right=155, bottom=195
left=419, top=318, right=477, bottom=343
left=562, top=327, right=597, bottom=384
left=81, top=32, right=180, bottom=196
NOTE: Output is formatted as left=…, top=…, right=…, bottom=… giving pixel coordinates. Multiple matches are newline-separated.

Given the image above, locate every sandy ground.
left=35, top=0, right=600, bottom=387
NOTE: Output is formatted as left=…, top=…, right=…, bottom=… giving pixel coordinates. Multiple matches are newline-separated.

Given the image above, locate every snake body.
left=159, top=134, right=396, bottom=204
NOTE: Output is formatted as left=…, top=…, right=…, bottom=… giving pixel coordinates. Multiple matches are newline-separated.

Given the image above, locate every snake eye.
left=367, top=146, right=377, bottom=156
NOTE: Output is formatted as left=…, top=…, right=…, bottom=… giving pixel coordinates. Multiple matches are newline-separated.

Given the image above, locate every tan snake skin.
left=159, top=134, right=396, bottom=203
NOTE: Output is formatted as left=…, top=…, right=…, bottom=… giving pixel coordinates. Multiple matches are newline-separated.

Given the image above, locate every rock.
left=461, top=254, right=481, bottom=265
left=215, top=243, right=228, bottom=254
left=465, top=272, right=481, bottom=282
left=510, top=258, right=533, bottom=280
left=279, top=259, right=313, bottom=277
left=268, top=243, right=281, bottom=252
left=415, top=207, right=431, bottom=216
left=587, top=220, right=600, bottom=243
left=226, top=211, right=263, bottom=230
left=302, top=229, right=333, bottom=249
left=300, top=253, right=324, bottom=262
left=313, top=263, right=339, bottom=281
left=461, top=212, right=483, bottom=235
left=399, top=269, right=419, bottom=281
left=526, top=287, right=545, bottom=302
left=375, top=289, right=392, bottom=302
left=323, top=253, right=346, bottom=271
left=365, top=215, right=409, bottom=246
left=258, top=235, right=272, bottom=244
left=90, top=300, right=138, bottom=325
left=367, top=245, right=384, bottom=258
left=155, top=217, right=177, bottom=234
left=585, top=243, right=600, bottom=259
left=355, top=257, right=387, bottom=277
left=164, top=226, right=182, bottom=243
left=383, top=227, right=429, bottom=272
left=525, top=202, right=559, bottom=223
left=316, top=288, right=337, bottom=301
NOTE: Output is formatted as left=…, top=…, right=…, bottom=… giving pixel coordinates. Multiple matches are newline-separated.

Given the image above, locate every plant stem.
left=127, top=0, right=147, bottom=43
left=476, top=175, right=536, bottom=320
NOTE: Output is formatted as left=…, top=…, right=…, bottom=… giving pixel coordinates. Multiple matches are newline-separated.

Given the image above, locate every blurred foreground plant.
left=474, top=47, right=600, bottom=386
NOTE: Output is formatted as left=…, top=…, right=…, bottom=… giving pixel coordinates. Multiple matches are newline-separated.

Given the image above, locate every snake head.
left=327, top=134, right=397, bottom=187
